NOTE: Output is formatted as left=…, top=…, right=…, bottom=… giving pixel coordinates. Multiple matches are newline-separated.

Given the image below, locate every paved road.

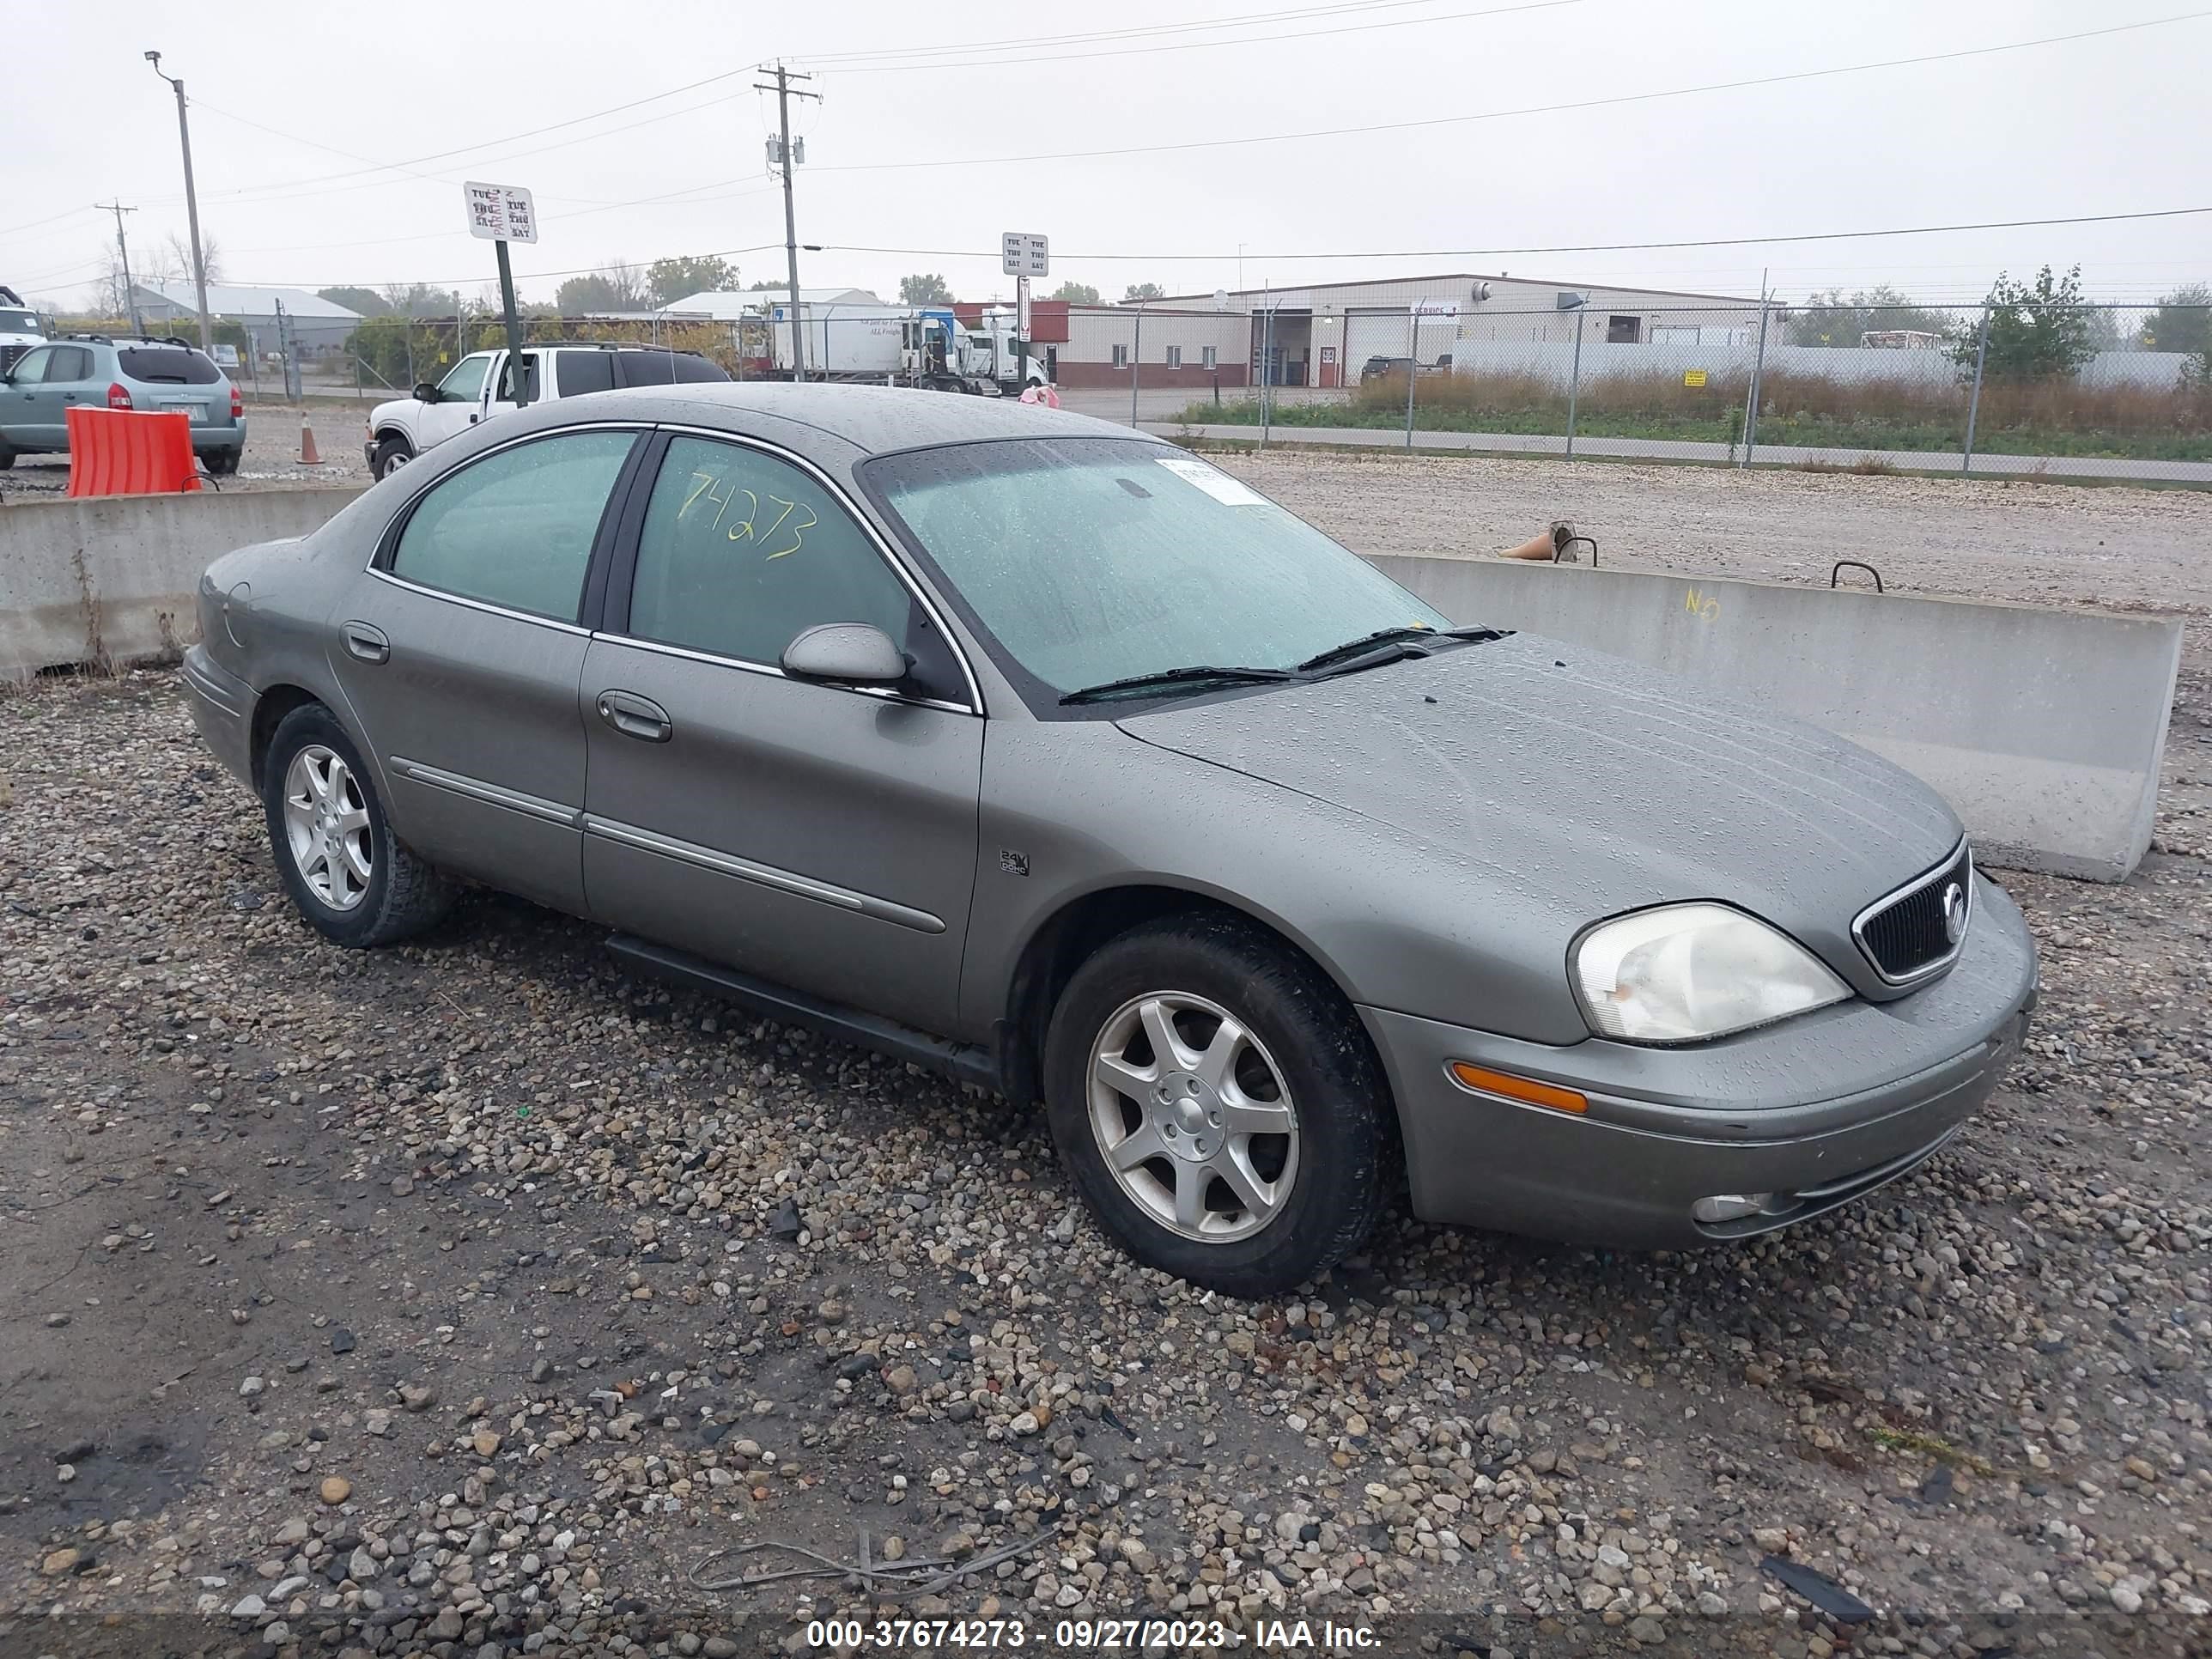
left=1137, top=419, right=2212, bottom=483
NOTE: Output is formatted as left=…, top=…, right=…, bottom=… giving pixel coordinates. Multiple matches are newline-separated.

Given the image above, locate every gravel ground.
left=3, top=459, right=2211, bottom=1657
left=2, top=404, right=368, bottom=499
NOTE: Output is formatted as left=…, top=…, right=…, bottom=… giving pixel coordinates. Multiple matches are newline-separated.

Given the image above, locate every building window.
left=1201, top=345, right=1217, bottom=369
left=1606, top=314, right=1643, bottom=344
left=1111, top=343, right=1128, bottom=368
left=1165, top=345, right=1182, bottom=368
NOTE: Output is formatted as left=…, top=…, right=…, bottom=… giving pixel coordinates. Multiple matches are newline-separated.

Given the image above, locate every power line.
left=805, top=10, right=2212, bottom=174
left=823, top=0, right=1575, bottom=74
left=807, top=205, right=2212, bottom=265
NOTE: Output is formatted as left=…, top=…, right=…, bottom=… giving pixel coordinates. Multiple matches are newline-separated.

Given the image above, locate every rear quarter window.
left=118, top=346, right=221, bottom=385
left=668, top=353, right=729, bottom=383
left=611, top=353, right=677, bottom=389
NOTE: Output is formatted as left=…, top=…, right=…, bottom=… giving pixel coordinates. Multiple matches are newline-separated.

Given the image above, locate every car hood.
left=1116, top=633, right=1961, bottom=985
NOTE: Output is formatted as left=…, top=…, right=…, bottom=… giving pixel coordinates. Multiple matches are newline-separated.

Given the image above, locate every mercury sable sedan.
left=182, top=385, right=2036, bottom=1297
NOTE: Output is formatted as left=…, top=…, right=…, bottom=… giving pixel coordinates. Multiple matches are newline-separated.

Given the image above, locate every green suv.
left=0, top=334, right=246, bottom=474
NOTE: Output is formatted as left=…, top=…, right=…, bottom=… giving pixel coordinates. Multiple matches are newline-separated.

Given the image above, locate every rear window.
left=555, top=351, right=614, bottom=396
left=118, top=345, right=221, bottom=385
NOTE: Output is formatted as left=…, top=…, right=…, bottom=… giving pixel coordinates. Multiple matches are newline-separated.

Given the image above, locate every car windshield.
left=864, top=437, right=1449, bottom=699
left=0, top=310, right=41, bottom=336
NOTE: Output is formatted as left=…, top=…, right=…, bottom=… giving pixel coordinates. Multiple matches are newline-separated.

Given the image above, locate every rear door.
left=327, top=425, right=644, bottom=914
left=578, top=430, right=984, bottom=1034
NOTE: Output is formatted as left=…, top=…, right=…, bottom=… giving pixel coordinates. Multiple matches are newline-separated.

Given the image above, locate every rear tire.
left=371, top=434, right=414, bottom=480
left=0, top=441, right=15, bottom=470
left=204, top=449, right=240, bottom=477
left=261, top=704, right=452, bottom=948
left=1042, top=915, right=1389, bottom=1297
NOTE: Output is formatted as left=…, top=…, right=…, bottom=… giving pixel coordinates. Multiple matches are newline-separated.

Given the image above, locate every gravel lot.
left=3, top=456, right=2210, bottom=1657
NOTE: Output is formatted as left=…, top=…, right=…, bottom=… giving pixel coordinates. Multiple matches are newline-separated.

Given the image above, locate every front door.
left=580, top=431, right=983, bottom=1035
left=326, top=426, right=641, bottom=915
left=416, top=351, right=496, bottom=450
left=3, top=344, right=79, bottom=449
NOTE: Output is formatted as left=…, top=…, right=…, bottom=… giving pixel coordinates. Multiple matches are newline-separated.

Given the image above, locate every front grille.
left=1854, top=842, right=1972, bottom=983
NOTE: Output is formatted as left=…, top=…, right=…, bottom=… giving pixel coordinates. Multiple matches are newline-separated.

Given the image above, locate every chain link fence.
left=1117, top=302, right=2212, bottom=484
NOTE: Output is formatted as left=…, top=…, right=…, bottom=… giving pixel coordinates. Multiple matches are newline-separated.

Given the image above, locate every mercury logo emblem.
left=1941, top=881, right=1966, bottom=945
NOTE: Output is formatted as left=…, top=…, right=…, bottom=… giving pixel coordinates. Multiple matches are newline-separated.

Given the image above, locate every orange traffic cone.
left=298, top=418, right=320, bottom=465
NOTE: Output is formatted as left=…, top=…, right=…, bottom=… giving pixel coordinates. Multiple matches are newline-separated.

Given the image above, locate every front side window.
left=625, top=435, right=912, bottom=666
left=436, top=353, right=493, bottom=402
left=864, top=438, right=1446, bottom=702
left=8, top=345, right=53, bottom=383
left=390, top=430, right=635, bottom=620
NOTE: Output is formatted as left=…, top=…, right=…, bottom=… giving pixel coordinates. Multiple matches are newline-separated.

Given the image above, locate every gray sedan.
left=182, top=386, right=2036, bottom=1297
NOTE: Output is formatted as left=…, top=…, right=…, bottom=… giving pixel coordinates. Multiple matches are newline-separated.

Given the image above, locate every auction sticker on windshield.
left=1154, top=454, right=1267, bottom=506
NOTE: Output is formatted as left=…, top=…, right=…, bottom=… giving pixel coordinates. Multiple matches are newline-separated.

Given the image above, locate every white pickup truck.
left=363, top=342, right=728, bottom=479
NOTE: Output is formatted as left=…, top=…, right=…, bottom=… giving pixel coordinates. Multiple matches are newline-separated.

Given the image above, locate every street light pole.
left=145, top=51, right=212, bottom=353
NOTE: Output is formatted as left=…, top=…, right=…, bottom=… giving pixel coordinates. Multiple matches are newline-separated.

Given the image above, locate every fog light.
left=1692, top=1193, right=1776, bottom=1224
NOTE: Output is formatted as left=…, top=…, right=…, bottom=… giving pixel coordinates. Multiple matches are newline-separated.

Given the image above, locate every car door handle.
left=341, top=622, right=391, bottom=664
left=597, top=690, right=672, bottom=743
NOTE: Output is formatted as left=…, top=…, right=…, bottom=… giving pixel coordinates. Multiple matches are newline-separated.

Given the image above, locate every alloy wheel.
left=282, top=744, right=373, bottom=911
left=1086, top=990, right=1300, bottom=1243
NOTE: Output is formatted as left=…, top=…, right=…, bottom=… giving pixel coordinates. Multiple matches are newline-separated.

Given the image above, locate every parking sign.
left=1001, top=232, right=1049, bottom=278
left=464, top=182, right=538, bottom=244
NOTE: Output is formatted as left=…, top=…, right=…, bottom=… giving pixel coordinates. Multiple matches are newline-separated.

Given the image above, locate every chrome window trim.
left=580, top=812, right=945, bottom=934
left=368, top=568, right=592, bottom=636
left=1850, top=837, right=1973, bottom=988
left=644, top=422, right=987, bottom=716
left=586, top=629, right=975, bottom=717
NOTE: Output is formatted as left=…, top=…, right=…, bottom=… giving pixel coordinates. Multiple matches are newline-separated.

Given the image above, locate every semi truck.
left=763, top=301, right=1048, bottom=394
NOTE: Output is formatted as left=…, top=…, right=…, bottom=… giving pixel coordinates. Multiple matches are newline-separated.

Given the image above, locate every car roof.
left=559, top=381, right=1146, bottom=456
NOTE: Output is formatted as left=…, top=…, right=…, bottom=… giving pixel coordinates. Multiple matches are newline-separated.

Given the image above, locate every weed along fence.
left=1366, top=556, right=2184, bottom=882
left=1163, top=301, right=2212, bottom=483
left=0, top=489, right=364, bottom=676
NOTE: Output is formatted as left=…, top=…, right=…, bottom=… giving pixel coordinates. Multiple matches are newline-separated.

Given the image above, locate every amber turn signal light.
left=1447, top=1061, right=1589, bottom=1115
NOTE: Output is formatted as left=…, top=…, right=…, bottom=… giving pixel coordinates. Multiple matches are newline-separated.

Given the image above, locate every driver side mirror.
left=780, top=623, right=907, bottom=685
left=412, top=381, right=441, bottom=403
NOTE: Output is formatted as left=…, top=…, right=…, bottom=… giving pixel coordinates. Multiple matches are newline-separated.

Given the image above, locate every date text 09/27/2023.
left=801, top=1617, right=1382, bottom=1650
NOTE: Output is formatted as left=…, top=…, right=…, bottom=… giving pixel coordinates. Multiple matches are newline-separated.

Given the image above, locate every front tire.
left=370, top=434, right=414, bottom=480
left=261, top=704, right=451, bottom=948
left=1042, top=915, right=1389, bottom=1297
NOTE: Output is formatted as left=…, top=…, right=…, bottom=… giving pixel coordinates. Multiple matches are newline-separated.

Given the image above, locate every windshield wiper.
left=1296, top=625, right=1508, bottom=675
left=1060, top=665, right=1298, bottom=706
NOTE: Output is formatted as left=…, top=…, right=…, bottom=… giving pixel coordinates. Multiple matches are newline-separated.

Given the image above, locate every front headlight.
left=1572, top=902, right=1850, bottom=1044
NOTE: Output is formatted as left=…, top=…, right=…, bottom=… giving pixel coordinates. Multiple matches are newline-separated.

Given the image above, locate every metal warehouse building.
left=1048, top=271, right=1763, bottom=388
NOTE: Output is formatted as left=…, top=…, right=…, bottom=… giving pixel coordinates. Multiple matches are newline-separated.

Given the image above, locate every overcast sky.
left=9, top=0, right=2209, bottom=314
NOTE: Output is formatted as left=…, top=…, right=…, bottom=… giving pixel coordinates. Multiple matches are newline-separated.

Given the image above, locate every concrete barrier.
left=1369, top=556, right=2184, bottom=881
left=0, top=488, right=364, bottom=676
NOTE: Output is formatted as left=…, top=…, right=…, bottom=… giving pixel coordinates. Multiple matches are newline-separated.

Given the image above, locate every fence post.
left=1130, top=305, right=1144, bottom=427
left=1565, top=310, right=1583, bottom=460
left=1259, top=304, right=1273, bottom=451
left=1961, top=305, right=1991, bottom=475
left=1404, top=305, right=1419, bottom=449
left=1741, top=288, right=1772, bottom=468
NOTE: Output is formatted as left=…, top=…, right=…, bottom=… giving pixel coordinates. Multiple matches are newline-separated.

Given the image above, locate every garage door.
left=1345, top=312, right=1415, bottom=383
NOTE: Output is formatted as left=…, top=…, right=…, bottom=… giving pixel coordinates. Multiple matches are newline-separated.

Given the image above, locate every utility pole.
left=96, top=201, right=143, bottom=336
left=756, top=63, right=818, bottom=380
left=145, top=52, right=213, bottom=353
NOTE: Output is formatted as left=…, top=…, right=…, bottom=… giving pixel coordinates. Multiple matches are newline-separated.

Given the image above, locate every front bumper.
left=1362, top=873, right=2039, bottom=1249
left=181, top=643, right=257, bottom=789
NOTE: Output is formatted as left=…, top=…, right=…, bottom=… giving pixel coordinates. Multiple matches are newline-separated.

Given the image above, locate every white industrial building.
left=131, top=282, right=362, bottom=353
left=1048, top=271, right=1764, bottom=387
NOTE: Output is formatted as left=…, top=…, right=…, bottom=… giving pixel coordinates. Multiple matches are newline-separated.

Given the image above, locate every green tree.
left=2142, top=283, right=2212, bottom=357
left=1785, top=285, right=1950, bottom=346
left=1048, top=281, right=1100, bottom=304
left=646, top=255, right=738, bottom=307
left=553, top=262, right=648, bottom=315
left=316, top=286, right=386, bottom=317
left=899, top=272, right=954, bottom=305
left=1954, top=265, right=2096, bottom=380
left=1123, top=282, right=1166, bottom=302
